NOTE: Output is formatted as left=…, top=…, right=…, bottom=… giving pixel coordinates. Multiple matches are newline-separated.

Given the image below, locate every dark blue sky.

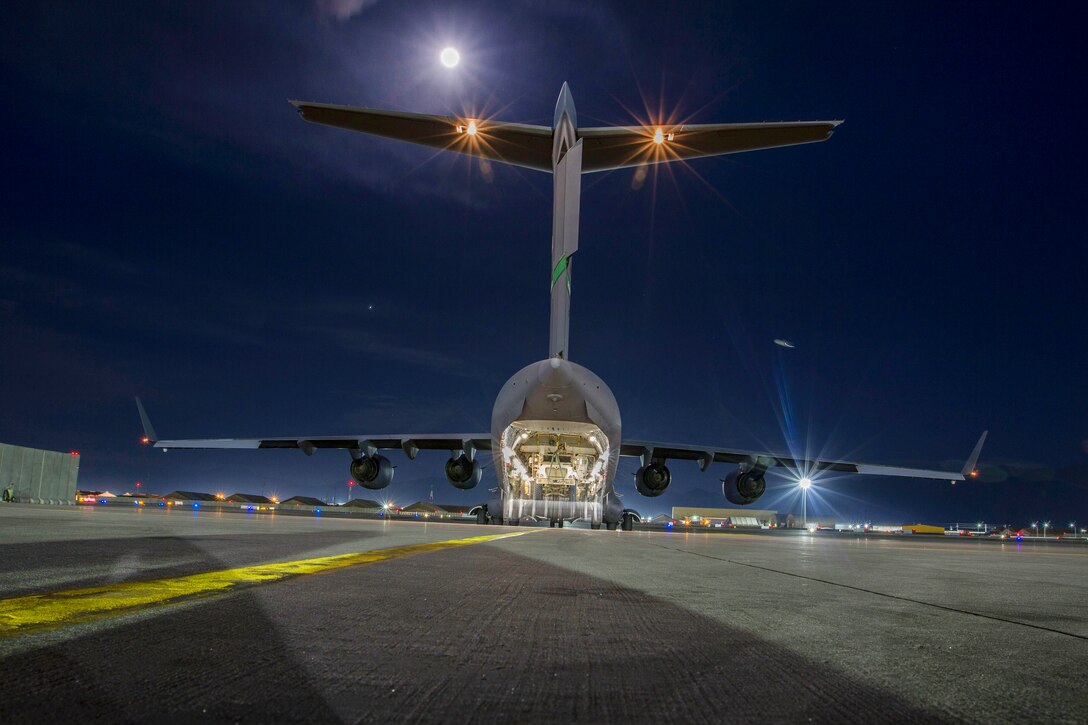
left=2, top=1, right=1085, bottom=525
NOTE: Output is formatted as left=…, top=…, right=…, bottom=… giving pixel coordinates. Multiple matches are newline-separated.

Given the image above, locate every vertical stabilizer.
left=549, top=83, right=582, bottom=360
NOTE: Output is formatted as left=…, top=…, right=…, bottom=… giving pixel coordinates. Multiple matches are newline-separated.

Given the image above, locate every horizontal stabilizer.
left=291, top=100, right=840, bottom=174
left=578, top=120, right=842, bottom=173
left=290, top=101, right=554, bottom=171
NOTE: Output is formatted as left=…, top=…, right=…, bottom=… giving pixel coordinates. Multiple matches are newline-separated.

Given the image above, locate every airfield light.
left=648, top=128, right=674, bottom=143
left=969, top=469, right=979, bottom=478
left=70, top=451, right=79, bottom=456
left=141, top=436, right=150, bottom=444
left=798, top=477, right=812, bottom=489
left=467, top=120, right=477, bottom=136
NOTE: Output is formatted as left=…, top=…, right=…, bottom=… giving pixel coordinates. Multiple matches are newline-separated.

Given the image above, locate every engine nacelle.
left=350, top=454, right=394, bottom=490
left=722, top=467, right=766, bottom=505
left=634, top=461, right=671, bottom=497
left=445, top=454, right=482, bottom=490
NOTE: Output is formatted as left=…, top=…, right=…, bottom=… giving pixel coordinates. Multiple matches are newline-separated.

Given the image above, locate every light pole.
left=1043, top=520, right=1050, bottom=538
left=1032, top=521, right=1038, bottom=536
left=799, top=477, right=812, bottom=529
left=348, top=479, right=355, bottom=502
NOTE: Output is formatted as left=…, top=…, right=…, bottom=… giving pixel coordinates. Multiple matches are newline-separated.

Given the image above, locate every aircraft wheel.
left=510, top=519, right=520, bottom=526
left=549, top=520, right=556, bottom=528
left=606, top=522, right=618, bottom=531
left=476, top=508, right=488, bottom=525
left=621, top=513, right=634, bottom=532
left=590, top=523, right=601, bottom=530
left=557, top=519, right=564, bottom=529
left=490, top=516, right=503, bottom=526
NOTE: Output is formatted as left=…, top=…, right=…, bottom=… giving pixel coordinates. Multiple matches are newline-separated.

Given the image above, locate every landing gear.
left=606, top=521, right=618, bottom=531
left=549, top=518, right=564, bottom=528
left=476, top=507, right=488, bottom=525
left=591, top=523, right=602, bottom=530
left=621, top=512, right=635, bottom=532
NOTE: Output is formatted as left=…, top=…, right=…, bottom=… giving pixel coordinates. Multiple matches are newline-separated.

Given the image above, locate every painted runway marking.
left=0, top=530, right=532, bottom=638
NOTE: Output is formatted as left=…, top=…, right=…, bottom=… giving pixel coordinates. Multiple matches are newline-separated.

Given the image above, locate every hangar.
left=671, top=507, right=779, bottom=528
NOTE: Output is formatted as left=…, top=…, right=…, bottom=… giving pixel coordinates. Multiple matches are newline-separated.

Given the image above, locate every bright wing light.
left=798, top=477, right=812, bottom=489
left=439, top=47, right=460, bottom=68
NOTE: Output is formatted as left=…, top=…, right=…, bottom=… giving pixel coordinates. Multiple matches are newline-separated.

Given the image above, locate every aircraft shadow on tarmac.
left=0, top=533, right=950, bottom=723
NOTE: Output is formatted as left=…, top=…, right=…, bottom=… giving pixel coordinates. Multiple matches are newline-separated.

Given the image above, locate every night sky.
left=2, top=1, right=1085, bottom=526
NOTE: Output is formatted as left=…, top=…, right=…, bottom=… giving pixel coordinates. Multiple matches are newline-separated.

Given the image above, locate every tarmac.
left=0, top=505, right=1084, bottom=723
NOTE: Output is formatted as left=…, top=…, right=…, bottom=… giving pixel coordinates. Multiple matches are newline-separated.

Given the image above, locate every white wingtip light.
left=799, top=477, right=812, bottom=489
left=439, top=47, right=460, bottom=68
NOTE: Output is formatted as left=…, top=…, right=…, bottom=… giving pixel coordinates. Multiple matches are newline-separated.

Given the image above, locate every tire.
left=606, top=522, right=618, bottom=531
left=591, top=523, right=602, bottom=530
left=476, top=508, right=488, bottom=525
left=557, top=519, right=564, bottom=529
left=510, top=519, right=520, bottom=526
left=621, top=514, right=634, bottom=532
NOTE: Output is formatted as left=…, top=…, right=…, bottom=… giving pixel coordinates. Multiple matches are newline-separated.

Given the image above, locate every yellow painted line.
left=0, top=530, right=532, bottom=639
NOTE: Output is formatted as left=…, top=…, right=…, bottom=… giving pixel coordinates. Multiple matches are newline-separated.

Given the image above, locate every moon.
left=439, top=47, right=460, bottom=68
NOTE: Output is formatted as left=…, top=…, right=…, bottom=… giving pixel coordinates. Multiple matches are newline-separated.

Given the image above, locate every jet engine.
left=634, top=461, right=671, bottom=497
left=722, top=459, right=768, bottom=505
left=350, top=454, right=394, bottom=490
left=445, top=454, right=482, bottom=490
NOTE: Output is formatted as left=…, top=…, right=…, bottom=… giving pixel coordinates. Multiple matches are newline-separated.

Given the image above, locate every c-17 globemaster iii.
left=136, top=84, right=987, bottom=530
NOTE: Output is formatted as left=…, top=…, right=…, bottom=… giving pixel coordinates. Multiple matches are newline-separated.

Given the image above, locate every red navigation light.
left=70, top=451, right=79, bottom=456
left=141, top=436, right=150, bottom=444
left=348, top=480, right=355, bottom=487
left=969, top=470, right=979, bottom=478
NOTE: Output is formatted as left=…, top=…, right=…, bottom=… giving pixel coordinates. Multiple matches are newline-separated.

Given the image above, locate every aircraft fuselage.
left=489, top=358, right=623, bottom=526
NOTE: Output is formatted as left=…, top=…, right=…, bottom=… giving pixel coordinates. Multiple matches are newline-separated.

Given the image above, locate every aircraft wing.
left=290, top=100, right=840, bottom=174
left=150, top=433, right=492, bottom=458
left=290, top=100, right=554, bottom=171
left=578, top=121, right=842, bottom=172
left=136, top=399, right=490, bottom=458
left=620, top=431, right=988, bottom=482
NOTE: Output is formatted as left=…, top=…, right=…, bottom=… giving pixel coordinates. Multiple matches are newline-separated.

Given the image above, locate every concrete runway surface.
left=0, top=506, right=1084, bottom=723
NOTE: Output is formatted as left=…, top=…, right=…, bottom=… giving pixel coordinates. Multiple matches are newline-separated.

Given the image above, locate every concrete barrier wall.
left=0, top=442, right=79, bottom=504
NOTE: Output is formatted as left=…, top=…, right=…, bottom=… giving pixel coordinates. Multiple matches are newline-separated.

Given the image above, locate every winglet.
left=135, top=396, right=158, bottom=444
left=961, top=430, right=988, bottom=477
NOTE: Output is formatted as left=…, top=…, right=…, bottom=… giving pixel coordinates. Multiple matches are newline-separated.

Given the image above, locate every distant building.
left=671, top=507, right=778, bottom=528
left=902, top=523, right=943, bottom=535
left=75, top=490, right=117, bottom=503
left=647, top=514, right=678, bottom=525
left=784, top=515, right=836, bottom=529
left=228, top=493, right=273, bottom=504
left=340, top=498, right=380, bottom=510
left=160, top=491, right=218, bottom=504
left=282, top=496, right=327, bottom=507
left=402, top=502, right=474, bottom=518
